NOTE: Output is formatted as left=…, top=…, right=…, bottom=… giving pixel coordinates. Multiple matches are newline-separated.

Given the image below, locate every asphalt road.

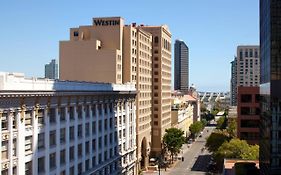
left=143, top=126, right=215, bottom=175
left=167, top=126, right=215, bottom=175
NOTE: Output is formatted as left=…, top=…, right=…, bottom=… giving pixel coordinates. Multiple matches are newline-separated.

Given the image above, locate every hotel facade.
left=0, top=72, right=136, bottom=175
left=60, top=17, right=172, bottom=168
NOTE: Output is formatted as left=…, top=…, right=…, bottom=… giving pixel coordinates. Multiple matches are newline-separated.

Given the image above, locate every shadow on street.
left=191, top=155, right=211, bottom=172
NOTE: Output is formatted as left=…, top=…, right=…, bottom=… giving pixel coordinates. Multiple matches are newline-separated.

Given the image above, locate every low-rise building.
left=0, top=72, right=137, bottom=175
left=171, top=92, right=194, bottom=137
left=237, top=86, right=260, bottom=145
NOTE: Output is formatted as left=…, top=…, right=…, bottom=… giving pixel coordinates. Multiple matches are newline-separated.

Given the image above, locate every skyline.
left=0, top=1, right=259, bottom=91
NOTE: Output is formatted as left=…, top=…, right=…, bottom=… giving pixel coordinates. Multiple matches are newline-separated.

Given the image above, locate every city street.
left=144, top=126, right=215, bottom=175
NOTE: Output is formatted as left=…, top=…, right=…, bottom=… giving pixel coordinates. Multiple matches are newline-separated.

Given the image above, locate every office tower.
left=174, top=39, right=189, bottom=92
left=230, top=57, right=237, bottom=106
left=60, top=17, right=172, bottom=169
left=236, top=46, right=260, bottom=145
left=0, top=72, right=136, bottom=175
left=140, top=26, right=172, bottom=157
left=45, top=59, right=58, bottom=79
left=260, top=0, right=281, bottom=174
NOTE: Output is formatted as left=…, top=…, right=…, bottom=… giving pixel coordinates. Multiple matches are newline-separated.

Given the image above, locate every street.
left=144, top=126, right=215, bottom=175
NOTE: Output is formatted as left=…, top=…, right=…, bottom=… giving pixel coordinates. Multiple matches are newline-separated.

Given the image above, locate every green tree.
left=189, top=121, right=203, bottom=138
left=241, top=144, right=259, bottom=160
left=201, top=119, right=208, bottom=127
left=215, top=139, right=259, bottom=160
left=226, top=118, right=237, bottom=138
left=163, top=128, right=185, bottom=163
left=205, top=131, right=230, bottom=153
left=216, top=116, right=227, bottom=130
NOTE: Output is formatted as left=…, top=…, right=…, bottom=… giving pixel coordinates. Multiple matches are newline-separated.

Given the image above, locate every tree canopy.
left=215, top=139, right=259, bottom=160
left=163, top=128, right=185, bottom=163
left=189, top=121, right=203, bottom=137
left=205, top=131, right=230, bottom=152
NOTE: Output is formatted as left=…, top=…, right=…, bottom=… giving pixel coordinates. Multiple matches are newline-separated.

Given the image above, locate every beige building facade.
left=140, top=26, right=172, bottom=156
left=236, top=45, right=260, bottom=87
left=60, top=17, right=171, bottom=170
left=171, top=92, right=194, bottom=137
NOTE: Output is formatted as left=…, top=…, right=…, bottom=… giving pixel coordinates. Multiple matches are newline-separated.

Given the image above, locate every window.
left=86, top=141, right=90, bottom=154
left=38, top=109, right=44, bottom=125
left=69, top=126, right=74, bottom=141
left=86, top=106, right=90, bottom=118
left=78, top=144, right=82, bottom=158
left=241, top=94, right=252, bottom=103
left=99, top=120, right=102, bottom=132
left=49, top=131, right=56, bottom=147
left=25, top=111, right=32, bottom=126
left=49, top=108, right=56, bottom=123
left=25, top=161, right=32, bottom=175
left=60, top=150, right=65, bottom=165
left=86, top=159, right=90, bottom=171
left=38, top=133, right=45, bottom=150
left=92, top=121, right=96, bottom=134
left=73, top=31, right=79, bottom=37
left=60, top=107, right=66, bottom=121
left=78, top=106, right=82, bottom=119
left=60, top=128, right=65, bottom=143
left=49, top=153, right=56, bottom=170
left=86, top=123, right=90, bottom=136
left=38, top=157, right=45, bottom=174
left=154, top=36, right=159, bottom=44
left=99, top=137, right=102, bottom=149
left=70, top=146, right=74, bottom=161
left=104, top=135, right=107, bottom=146
left=25, top=136, right=32, bottom=154
left=69, top=107, right=74, bottom=120
left=2, top=141, right=8, bottom=160
left=92, top=139, right=96, bottom=152
left=70, top=166, right=74, bottom=175
left=1, top=113, right=8, bottom=131
left=78, top=125, right=83, bottom=137
left=78, top=163, right=82, bottom=175
left=104, top=119, right=107, bottom=131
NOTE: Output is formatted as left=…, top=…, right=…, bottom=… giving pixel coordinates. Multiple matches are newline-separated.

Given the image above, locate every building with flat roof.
left=0, top=72, right=136, bottom=175
left=236, top=46, right=260, bottom=87
left=139, top=25, right=172, bottom=157
left=60, top=17, right=172, bottom=169
left=174, top=39, right=189, bottom=92
left=237, top=86, right=260, bottom=145
left=45, top=59, right=58, bottom=79
left=171, top=92, right=194, bottom=138
left=230, top=57, right=237, bottom=106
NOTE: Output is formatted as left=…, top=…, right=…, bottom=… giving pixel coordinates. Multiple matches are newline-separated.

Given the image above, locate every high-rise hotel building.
left=0, top=72, right=136, bottom=175
left=260, top=0, right=281, bottom=174
left=60, top=17, right=171, bottom=168
left=139, top=26, right=172, bottom=157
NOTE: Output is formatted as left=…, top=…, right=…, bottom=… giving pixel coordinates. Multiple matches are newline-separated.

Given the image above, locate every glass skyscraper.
left=174, top=39, right=189, bottom=91
left=260, top=0, right=281, bottom=174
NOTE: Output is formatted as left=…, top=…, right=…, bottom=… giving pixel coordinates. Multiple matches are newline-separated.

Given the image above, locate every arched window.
left=154, top=36, right=159, bottom=44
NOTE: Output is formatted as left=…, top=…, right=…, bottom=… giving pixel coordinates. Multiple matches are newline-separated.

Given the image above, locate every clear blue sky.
left=0, top=0, right=259, bottom=92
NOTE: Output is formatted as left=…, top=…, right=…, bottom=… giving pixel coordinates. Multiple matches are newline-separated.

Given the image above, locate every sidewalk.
left=143, top=144, right=191, bottom=175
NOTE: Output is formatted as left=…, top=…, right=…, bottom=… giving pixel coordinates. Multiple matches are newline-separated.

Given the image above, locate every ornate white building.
left=0, top=72, right=137, bottom=175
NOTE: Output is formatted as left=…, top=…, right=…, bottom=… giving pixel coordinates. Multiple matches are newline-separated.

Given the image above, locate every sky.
left=0, top=0, right=259, bottom=92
